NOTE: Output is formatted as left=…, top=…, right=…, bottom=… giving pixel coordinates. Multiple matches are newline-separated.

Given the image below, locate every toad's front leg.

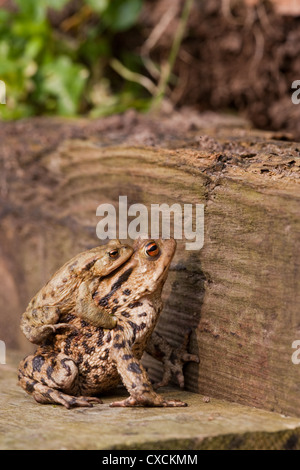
left=146, top=330, right=199, bottom=389
left=76, top=280, right=117, bottom=329
left=110, top=338, right=187, bottom=407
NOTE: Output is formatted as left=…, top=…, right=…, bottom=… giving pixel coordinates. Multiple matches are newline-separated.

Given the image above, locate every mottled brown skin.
left=20, top=240, right=134, bottom=344
left=18, top=238, right=199, bottom=408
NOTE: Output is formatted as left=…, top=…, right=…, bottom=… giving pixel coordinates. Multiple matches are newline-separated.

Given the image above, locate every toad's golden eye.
left=109, top=249, right=119, bottom=259
left=145, top=242, right=159, bottom=257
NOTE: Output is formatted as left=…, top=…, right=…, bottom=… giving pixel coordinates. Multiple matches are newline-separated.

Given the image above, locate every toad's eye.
left=109, top=249, right=119, bottom=259
left=145, top=242, right=159, bottom=257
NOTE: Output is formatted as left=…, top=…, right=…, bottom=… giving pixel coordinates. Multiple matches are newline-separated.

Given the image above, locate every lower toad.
left=18, top=238, right=199, bottom=408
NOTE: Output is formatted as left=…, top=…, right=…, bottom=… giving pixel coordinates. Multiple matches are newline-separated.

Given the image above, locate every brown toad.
left=18, top=238, right=199, bottom=408
left=20, top=240, right=134, bottom=344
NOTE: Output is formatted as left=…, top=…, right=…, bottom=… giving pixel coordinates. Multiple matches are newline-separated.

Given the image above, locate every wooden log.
left=1, top=351, right=300, bottom=450
left=0, top=112, right=299, bottom=417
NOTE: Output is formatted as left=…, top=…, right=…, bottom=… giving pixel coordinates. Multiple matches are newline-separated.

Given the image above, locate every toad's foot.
left=22, top=323, right=78, bottom=345
left=19, top=376, right=102, bottom=409
left=18, top=351, right=102, bottom=409
left=110, top=393, right=187, bottom=408
left=147, top=330, right=199, bottom=389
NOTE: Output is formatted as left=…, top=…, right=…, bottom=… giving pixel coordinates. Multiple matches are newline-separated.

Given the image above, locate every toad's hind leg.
left=18, top=352, right=102, bottom=409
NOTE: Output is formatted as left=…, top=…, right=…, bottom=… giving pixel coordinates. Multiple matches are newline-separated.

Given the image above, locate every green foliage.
left=0, top=0, right=147, bottom=120
left=100, top=0, right=143, bottom=31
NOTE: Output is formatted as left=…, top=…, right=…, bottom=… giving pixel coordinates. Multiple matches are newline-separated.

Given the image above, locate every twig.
left=141, top=55, right=161, bottom=81
left=61, top=5, right=93, bottom=32
left=141, top=7, right=178, bottom=54
left=110, top=58, right=157, bottom=96
left=151, top=0, right=194, bottom=111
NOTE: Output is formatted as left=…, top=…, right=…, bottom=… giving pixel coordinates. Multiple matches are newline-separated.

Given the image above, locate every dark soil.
left=136, top=0, right=300, bottom=139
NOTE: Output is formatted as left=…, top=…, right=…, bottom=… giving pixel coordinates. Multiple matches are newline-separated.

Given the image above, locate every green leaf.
left=102, top=0, right=143, bottom=31
left=86, top=0, right=110, bottom=13
left=41, top=56, right=88, bottom=115
left=15, top=0, right=70, bottom=17
left=0, top=10, right=10, bottom=25
left=12, top=19, right=49, bottom=38
left=14, top=0, right=47, bottom=22
left=0, top=0, right=147, bottom=120
left=25, top=38, right=44, bottom=60
left=79, top=37, right=110, bottom=63
left=45, top=0, right=70, bottom=10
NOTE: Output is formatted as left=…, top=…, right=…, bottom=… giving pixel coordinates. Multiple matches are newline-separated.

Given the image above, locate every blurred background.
left=0, top=0, right=300, bottom=138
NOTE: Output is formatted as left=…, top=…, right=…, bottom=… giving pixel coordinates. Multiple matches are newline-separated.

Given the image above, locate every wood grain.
left=2, top=352, right=300, bottom=450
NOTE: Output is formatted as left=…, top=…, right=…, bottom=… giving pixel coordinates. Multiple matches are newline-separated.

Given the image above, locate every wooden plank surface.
left=1, top=351, right=300, bottom=450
